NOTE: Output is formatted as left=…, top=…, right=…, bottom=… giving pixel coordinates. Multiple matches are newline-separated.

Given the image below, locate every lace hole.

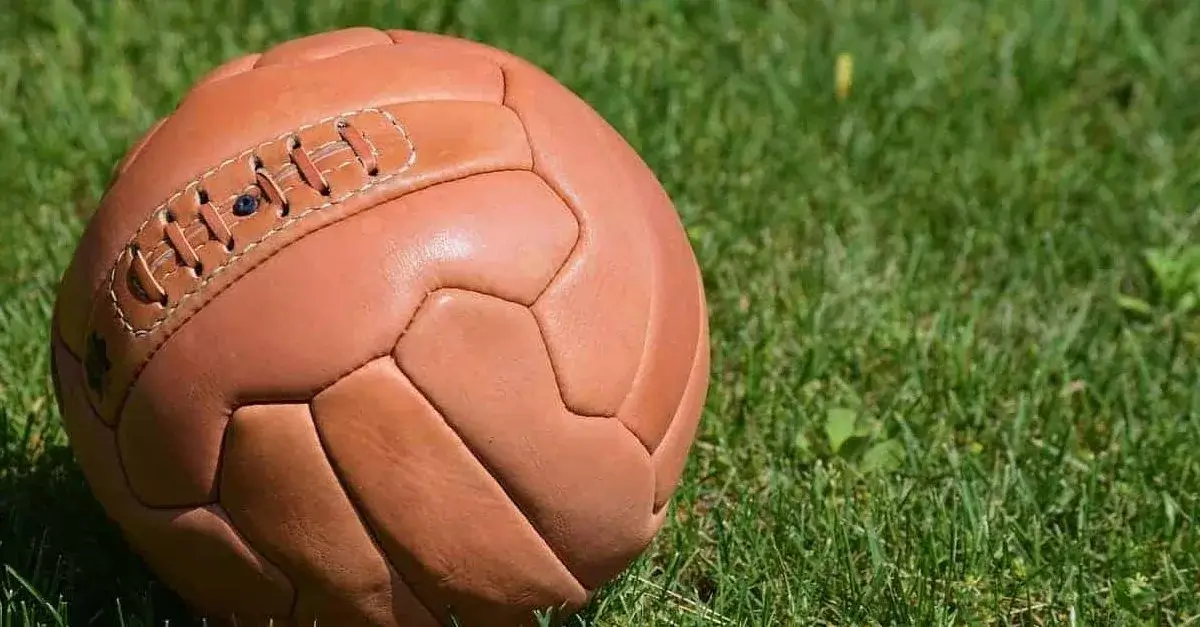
left=232, top=193, right=259, bottom=217
left=197, top=188, right=210, bottom=205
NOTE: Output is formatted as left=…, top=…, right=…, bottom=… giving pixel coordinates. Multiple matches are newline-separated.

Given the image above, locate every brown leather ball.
left=49, top=27, right=709, bottom=627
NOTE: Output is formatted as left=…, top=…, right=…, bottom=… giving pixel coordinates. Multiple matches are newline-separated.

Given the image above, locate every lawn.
left=2, top=0, right=1199, bottom=625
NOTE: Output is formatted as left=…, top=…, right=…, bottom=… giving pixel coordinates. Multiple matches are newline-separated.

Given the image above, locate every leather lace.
left=129, top=118, right=378, bottom=305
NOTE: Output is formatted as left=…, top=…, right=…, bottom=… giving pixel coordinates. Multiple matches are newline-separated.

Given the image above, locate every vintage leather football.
left=49, top=27, right=709, bottom=626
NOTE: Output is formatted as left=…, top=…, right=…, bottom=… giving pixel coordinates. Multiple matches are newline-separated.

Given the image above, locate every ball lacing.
left=127, top=117, right=378, bottom=306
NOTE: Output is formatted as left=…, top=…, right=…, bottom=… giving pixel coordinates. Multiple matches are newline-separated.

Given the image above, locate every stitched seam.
left=110, top=168, right=531, bottom=436
left=120, top=108, right=391, bottom=249
left=224, top=285, right=635, bottom=594
left=280, top=158, right=363, bottom=196
left=521, top=167, right=648, bottom=422
left=498, top=64, right=608, bottom=419
left=363, top=130, right=381, bottom=166
left=497, top=63, right=641, bottom=424
left=499, top=65, right=535, bottom=172
left=147, top=191, right=242, bottom=268
left=650, top=283, right=708, bottom=516
left=387, top=296, right=590, bottom=594
left=109, top=107, right=416, bottom=336
left=384, top=357, right=595, bottom=611
left=50, top=333, right=299, bottom=619
left=149, top=145, right=360, bottom=270
left=306, top=398, right=446, bottom=624
left=208, top=504, right=301, bottom=623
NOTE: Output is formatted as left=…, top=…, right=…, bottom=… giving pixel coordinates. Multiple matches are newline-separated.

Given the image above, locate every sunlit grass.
left=2, top=0, right=1198, bottom=624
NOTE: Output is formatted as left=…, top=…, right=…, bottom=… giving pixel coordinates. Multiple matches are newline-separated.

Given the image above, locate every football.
left=49, top=27, right=709, bottom=626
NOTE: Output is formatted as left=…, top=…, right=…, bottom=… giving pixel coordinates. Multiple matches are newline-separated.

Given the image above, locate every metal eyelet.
left=232, top=193, right=259, bottom=217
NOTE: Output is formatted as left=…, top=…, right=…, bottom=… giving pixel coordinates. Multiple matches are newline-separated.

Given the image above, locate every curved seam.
left=109, top=168, right=531, bottom=508
left=83, top=51, right=510, bottom=402
left=209, top=503, right=302, bottom=623
left=497, top=64, right=652, bottom=424
left=499, top=66, right=534, bottom=172
left=110, top=167, right=531, bottom=428
left=612, top=262, right=705, bottom=457
left=54, top=321, right=83, bottom=362
left=405, top=288, right=627, bottom=424
left=386, top=350, right=590, bottom=597
left=55, top=326, right=211, bottom=513
left=498, top=62, right=615, bottom=423
left=392, top=287, right=661, bottom=588
left=227, top=353, right=397, bottom=409
left=114, top=117, right=168, bottom=180
left=649, top=285, right=709, bottom=517
left=527, top=304, right=629, bottom=420
left=304, top=401, right=446, bottom=625
left=50, top=334, right=300, bottom=619
left=112, top=423, right=211, bottom=510
left=388, top=31, right=506, bottom=107
left=110, top=107, right=417, bottom=337
left=113, top=107, right=407, bottom=275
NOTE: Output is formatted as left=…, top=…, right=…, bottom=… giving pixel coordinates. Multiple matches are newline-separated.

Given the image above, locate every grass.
left=2, top=0, right=1199, bottom=624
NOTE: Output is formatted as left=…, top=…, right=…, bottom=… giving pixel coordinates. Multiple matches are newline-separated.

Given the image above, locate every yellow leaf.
left=835, top=53, right=854, bottom=100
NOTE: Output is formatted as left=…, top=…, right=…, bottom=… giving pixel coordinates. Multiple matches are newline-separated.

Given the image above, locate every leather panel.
left=56, top=36, right=504, bottom=359
left=312, top=358, right=588, bottom=625
left=220, top=403, right=439, bottom=627
left=387, top=30, right=651, bottom=419
left=191, top=52, right=262, bottom=92
left=86, top=99, right=529, bottom=428
left=112, top=118, right=167, bottom=179
left=90, top=100, right=530, bottom=427
left=254, top=27, right=394, bottom=68
left=384, top=30, right=701, bottom=450
left=506, top=61, right=654, bottom=420
left=650, top=288, right=711, bottom=509
left=609, top=141, right=707, bottom=452
left=119, top=170, right=574, bottom=507
left=394, top=289, right=656, bottom=589
left=50, top=334, right=294, bottom=623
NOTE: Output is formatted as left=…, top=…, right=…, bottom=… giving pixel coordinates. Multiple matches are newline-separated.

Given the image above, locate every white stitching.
left=279, top=149, right=364, bottom=196
left=144, top=191, right=242, bottom=265
left=123, top=109, right=377, bottom=247
left=109, top=107, right=417, bottom=336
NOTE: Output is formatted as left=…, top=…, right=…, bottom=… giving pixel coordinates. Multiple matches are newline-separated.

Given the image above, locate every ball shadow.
left=0, top=406, right=199, bottom=627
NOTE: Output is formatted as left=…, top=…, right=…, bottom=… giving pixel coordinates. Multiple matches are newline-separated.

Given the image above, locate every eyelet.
left=232, top=193, right=259, bottom=217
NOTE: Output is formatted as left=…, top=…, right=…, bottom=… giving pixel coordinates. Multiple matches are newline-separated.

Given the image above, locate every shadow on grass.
left=0, top=408, right=198, bottom=627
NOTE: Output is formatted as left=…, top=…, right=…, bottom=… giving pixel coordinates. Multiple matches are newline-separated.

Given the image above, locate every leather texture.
left=50, top=27, right=710, bottom=626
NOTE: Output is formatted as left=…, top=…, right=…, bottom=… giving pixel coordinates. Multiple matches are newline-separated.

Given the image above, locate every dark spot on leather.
left=84, top=332, right=111, bottom=397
